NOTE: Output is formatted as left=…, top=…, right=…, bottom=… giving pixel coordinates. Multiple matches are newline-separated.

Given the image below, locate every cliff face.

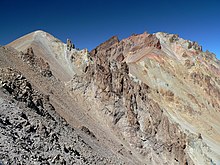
left=68, top=34, right=191, bottom=164
left=68, top=32, right=220, bottom=164
left=3, top=30, right=220, bottom=164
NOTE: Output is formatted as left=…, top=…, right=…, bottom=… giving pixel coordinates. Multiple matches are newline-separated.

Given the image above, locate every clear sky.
left=0, top=0, right=219, bottom=59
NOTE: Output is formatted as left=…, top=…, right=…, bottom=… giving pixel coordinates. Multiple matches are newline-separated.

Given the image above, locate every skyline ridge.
left=0, top=0, right=219, bottom=59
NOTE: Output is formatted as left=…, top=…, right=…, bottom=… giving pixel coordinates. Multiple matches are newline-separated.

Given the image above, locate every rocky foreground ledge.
left=0, top=67, right=125, bottom=164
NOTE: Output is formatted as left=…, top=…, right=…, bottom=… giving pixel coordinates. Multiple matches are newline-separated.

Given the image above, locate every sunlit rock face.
left=6, top=30, right=220, bottom=164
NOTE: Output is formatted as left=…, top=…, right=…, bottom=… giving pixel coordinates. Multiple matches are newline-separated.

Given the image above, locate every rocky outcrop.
left=0, top=67, right=53, bottom=115
left=69, top=34, right=193, bottom=164
left=19, top=47, right=52, bottom=77
left=67, top=39, right=75, bottom=51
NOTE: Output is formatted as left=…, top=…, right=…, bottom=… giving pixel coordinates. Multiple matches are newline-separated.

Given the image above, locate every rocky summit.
left=0, top=30, right=220, bottom=165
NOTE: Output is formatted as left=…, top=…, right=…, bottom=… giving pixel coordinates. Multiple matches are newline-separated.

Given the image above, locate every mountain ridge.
left=1, top=30, right=220, bottom=164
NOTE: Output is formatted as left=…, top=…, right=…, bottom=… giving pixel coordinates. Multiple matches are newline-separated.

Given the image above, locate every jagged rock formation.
left=67, top=32, right=220, bottom=164
left=68, top=35, right=192, bottom=164
left=67, top=39, right=75, bottom=51
left=19, top=47, right=52, bottom=77
left=1, top=30, right=220, bottom=165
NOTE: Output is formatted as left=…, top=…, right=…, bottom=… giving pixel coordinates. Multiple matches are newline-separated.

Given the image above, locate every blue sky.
left=0, top=0, right=219, bottom=59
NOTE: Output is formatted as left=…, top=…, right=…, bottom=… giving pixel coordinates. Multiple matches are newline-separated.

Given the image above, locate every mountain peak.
left=7, top=30, right=88, bottom=81
left=33, top=29, right=46, bottom=33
